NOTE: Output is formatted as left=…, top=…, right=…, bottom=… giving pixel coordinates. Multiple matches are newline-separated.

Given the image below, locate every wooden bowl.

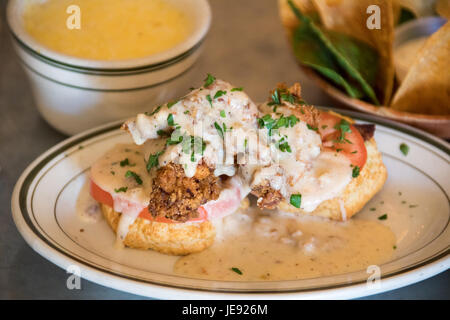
left=301, top=66, right=450, bottom=139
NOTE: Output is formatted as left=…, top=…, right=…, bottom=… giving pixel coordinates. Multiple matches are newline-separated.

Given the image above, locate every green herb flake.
left=231, top=87, right=243, bottom=92
left=290, top=194, right=302, bottom=208
left=352, top=166, right=360, bottom=178
left=184, top=110, right=190, bottom=115
left=378, top=214, right=388, bottom=220
left=110, top=171, right=115, bottom=175
left=369, top=208, right=376, bottom=211
left=409, top=204, right=418, bottom=208
left=214, top=122, right=224, bottom=139
left=167, top=100, right=178, bottom=109
left=147, top=151, right=163, bottom=172
left=114, top=187, right=128, bottom=193
left=120, top=158, right=135, bottom=167
left=334, top=119, right=352, bottom=143
left=220, top=110, right=226, bottom=118
left=214, top=90, right=227, bottom=99
left=125, top=170, right=143, bottom=185
left=203, top=73, right=215, bottom=88
left=231, top=267, right=242, bottom=275
left=393, top=245, right=397, bottom=250
left=400, top=143, right=409, bottom=156
left=147, top=105, right=162, bottom=116
left=167, top=114, right=175, bottom=126
left=206, top=94, right=213, bottom=108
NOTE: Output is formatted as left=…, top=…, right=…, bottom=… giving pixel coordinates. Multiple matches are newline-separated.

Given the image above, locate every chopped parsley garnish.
left=146, top=151, right=163, bottom=172
left=277, top=137, right=292, bottom=153
left=378, top=214, right=388, bottom=220
left=147, top=105, right=162, bottom=116
left=352, top=166, right=360, bottom=178
left=110, top=171, right=115, bottom=175
left=257, top=114, right=299, bottom=136
left=167, top=113, right=175, bottom=126
left=369, top=208, right=376, bottom=211
left=321, top=125, right=328, bottom=129
left=120, top=158, right=135, bottom=167
left=206, top=94, right=213, bottom=107
left=400, top=143, right=409, bottom=156
left=114, top=187, right=128, bottom=193
left=231, top=87, right=243, bottom=92
left=409, top=204, right=418, bottom=208
left=220, top=110, right=226, bottom=118
left=203, top=73, right=215, bottom=88
left=214, top=90, right=227, bottom=99
left=307, top=124, right=318, bottom=131
left=334, top=119, right=352, bottom=143
left=244, top=138, right=248, bottom=149
left=290, top=194, right=302, bottom=208
left=393, top=245, right=397, bottom=250
left=214, top=122, right=224, bottom=139
left=184, top=110, right=190, bottom=114
left=167, top=100, right=178, bottom=109
left=231, top=267, right=242, bottom=275
left=125, top=170, right=143, bottom=185
left=268, top=87, right=304, bottom=107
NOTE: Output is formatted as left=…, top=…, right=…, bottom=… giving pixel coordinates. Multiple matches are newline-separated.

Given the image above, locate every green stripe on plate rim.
left=16, top=109, right=450, bottom=293
left=10, top=30, right=204, bottom=76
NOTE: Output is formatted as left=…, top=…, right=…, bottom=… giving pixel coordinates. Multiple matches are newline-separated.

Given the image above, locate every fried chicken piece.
left=148, top=163, right=221, bottom=222
left=251, top=183, right=284, bottom=210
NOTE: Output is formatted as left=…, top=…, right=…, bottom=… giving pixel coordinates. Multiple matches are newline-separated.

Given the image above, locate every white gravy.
left=175, top=209, right=396, bottom=280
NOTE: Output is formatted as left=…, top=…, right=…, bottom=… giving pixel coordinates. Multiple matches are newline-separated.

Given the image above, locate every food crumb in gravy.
left=174, top=209, right=396, bottom=281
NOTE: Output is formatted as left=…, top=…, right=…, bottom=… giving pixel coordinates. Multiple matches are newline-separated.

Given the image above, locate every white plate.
left=11, top=109, right=450, bottom=299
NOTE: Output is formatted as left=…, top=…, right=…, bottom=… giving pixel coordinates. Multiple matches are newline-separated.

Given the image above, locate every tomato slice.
left=318, top=112, right=367, bottom=169
left=90, top=180, right=207, bottom=224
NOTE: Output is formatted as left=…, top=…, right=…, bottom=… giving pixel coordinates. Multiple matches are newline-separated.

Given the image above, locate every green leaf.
left=378, top=214, right=388, bottom=220
left=231, top=87, right=243, bottom=92
left=290, top=194, right=302, bottom=208
left=352, top=166, right=360, bottom=178
left=214, top=90, right=227, bottom=99
left=114, top=187, right=128, bottom=193
left=400, top=143, right=409, bottom=156
left=146, top=151, right=163, bottom=172
left=214, top=122, right=224, bottom=139
left=203, top=73, right=215, bottom=88
left=167, top=114, right=175, bottom=126
left=125, top=170, right=143, bottom=185
left=288, top=0, right=380, bottom=105
left=231, top=267, right=242, bottom=275
left=220, top=110, right=226, bottom=118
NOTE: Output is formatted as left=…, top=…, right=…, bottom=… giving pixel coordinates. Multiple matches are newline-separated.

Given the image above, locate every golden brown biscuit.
left=101, top=203, right=215, bottom=255
left=279, top=138, right=387, bottom=220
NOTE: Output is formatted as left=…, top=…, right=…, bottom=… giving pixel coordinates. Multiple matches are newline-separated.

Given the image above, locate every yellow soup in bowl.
left=23, top=0, right=193, bottom=60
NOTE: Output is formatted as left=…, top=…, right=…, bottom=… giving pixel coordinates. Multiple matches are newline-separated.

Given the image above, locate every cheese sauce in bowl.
left=7, top=0, right=211, bottom=134
left=23, top=0, right=193, bottom=61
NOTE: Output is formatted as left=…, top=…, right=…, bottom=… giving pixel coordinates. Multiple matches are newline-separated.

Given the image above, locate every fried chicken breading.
left=148, top=163, right=221, bottom=222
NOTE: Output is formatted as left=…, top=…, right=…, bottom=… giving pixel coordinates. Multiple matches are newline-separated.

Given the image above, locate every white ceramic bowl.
left=7, top=0, right=211, bottom=135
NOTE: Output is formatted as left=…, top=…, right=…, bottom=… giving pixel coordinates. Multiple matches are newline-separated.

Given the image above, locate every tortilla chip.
left=391, top=22, right=450, bottom=115
left=312, top=0, right=395, bottom=105
left=436, top=0, right=450, bottom=18
left=395, top=0, right=438, bottom=17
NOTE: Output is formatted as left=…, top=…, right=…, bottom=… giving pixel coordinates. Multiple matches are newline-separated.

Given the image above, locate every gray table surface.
left=0, top=0, right=448, bottom=300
